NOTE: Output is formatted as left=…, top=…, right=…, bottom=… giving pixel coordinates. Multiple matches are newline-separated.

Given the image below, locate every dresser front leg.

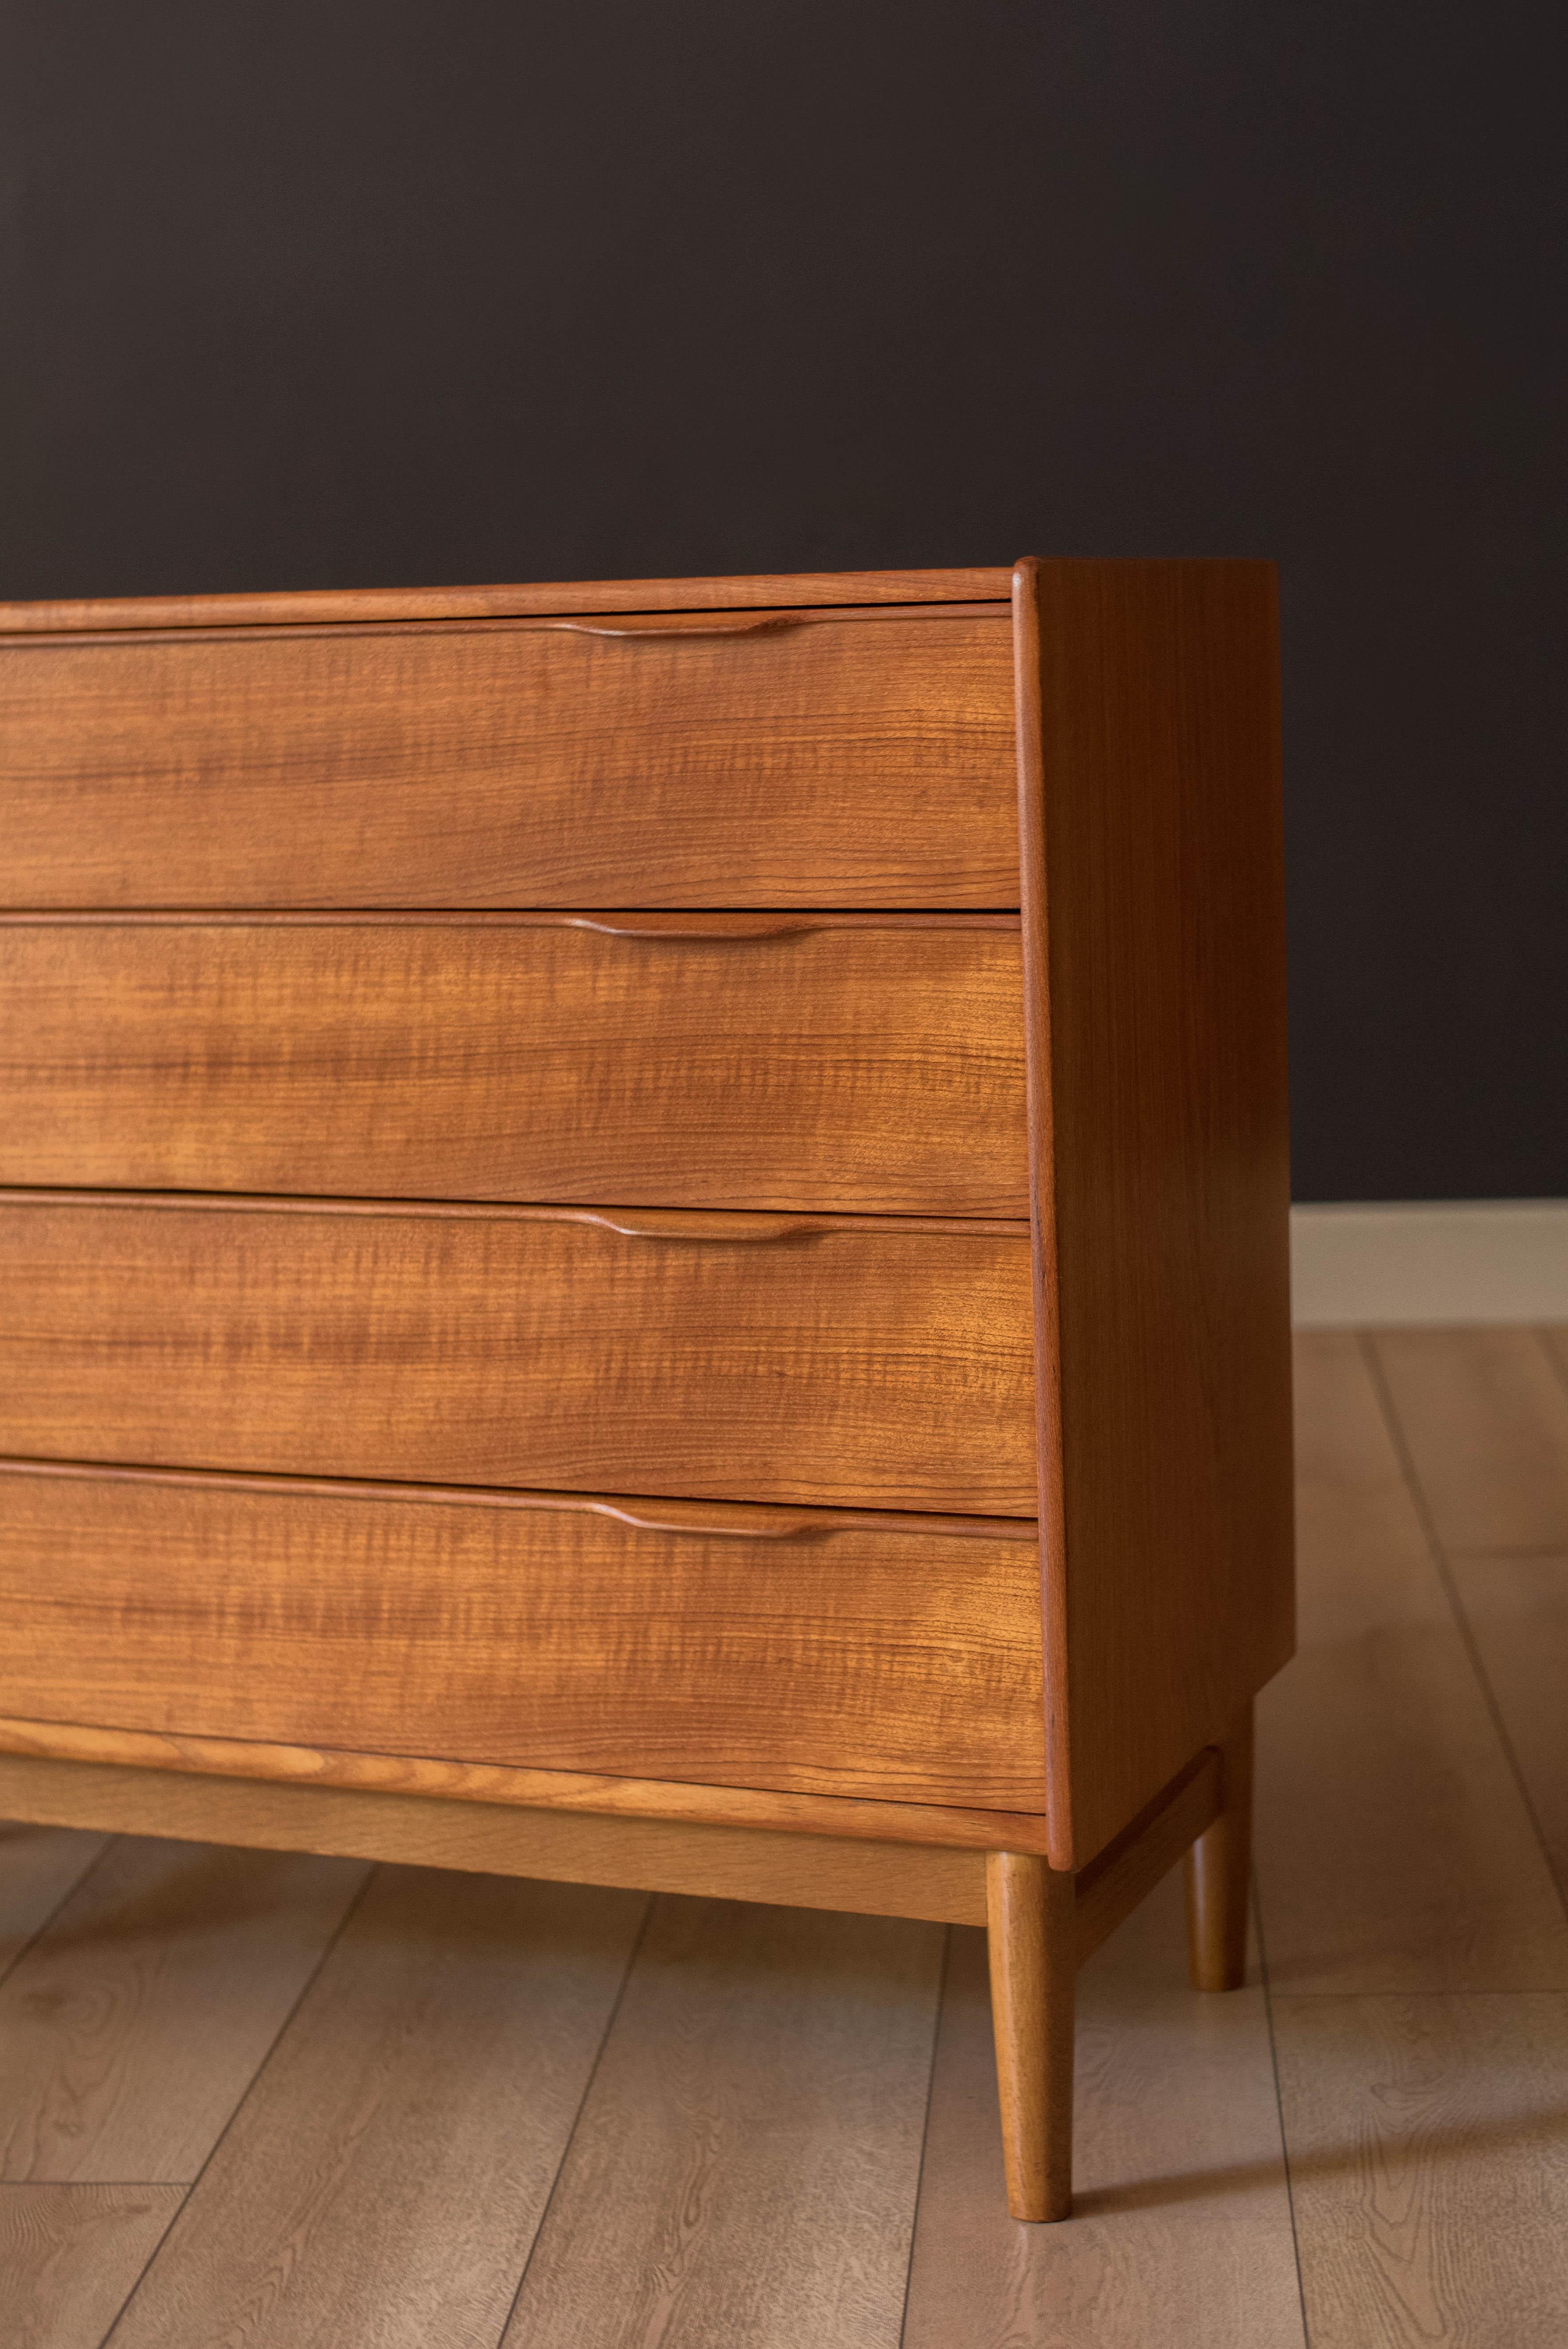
left=984, top=1849, right=1075, bottom=2221
left=1184, top=1700, right=1254, bottom=1991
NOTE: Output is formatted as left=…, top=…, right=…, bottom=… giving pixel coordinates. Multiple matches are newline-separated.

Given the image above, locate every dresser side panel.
left=1023, top=558, right=1296, bottom=1864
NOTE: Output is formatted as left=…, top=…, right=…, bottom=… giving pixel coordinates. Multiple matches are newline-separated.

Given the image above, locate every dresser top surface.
left=0, top=566, right=1019, bottom=638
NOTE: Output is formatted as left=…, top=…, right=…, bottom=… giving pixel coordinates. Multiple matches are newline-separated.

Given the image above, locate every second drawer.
left=0, top=913, right=1027, bottom=1216
left=0, top=1195, right=1037, bottom=1514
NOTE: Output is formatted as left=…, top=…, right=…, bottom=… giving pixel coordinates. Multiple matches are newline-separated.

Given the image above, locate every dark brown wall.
left=3, top=2, right=1563, bottom=1199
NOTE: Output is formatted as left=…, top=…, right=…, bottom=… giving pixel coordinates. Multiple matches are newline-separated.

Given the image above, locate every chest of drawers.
left=0, top=559, right=1293, bottom=2219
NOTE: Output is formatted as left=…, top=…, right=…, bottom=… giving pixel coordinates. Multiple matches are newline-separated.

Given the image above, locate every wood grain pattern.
left=0, top=1727, right=1222, bottom=1944
left=500, top=1895, right=943, bottom=2349
left=0, top=606, right=1018, bottom=908
left=0, top=1693, right=1054, bottom=1861
left=0, top=1836, right=366, bottom=2182
left=0, top=1461, right=1049, bottom=1810
left=904, top=1874, right=1304, bottom=2349
left=0, top=914, right=1028, bottom=1216
left=1370, top=1326, right=1568, bottom=1552
left=1272, top=1991, right=1568, bottom=2349
left=104, top=1869, right=649, bottom=2349
left=0, top=2183, right=184, bottom=2349
left=0, top=566, right=1014, bottom=634
left=0, top=1755, right=993, bottom=1924
left=0, top=1194, right=1035, bottom=1512
left=0, top=1823, right=110, bottom=1983
left=1254, top=1334, right=1568, bottom=1993
left=1013, top=560, right=1295, bottom=1868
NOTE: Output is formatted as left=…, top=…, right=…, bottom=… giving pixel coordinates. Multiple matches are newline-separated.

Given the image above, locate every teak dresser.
left=0, top=559, right=1293, bottom=2220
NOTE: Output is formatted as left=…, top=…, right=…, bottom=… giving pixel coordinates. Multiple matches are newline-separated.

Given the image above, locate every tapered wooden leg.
left=1184, top=1701, right=1254, bottom=1991
left=985, top=1849, right=1075, bottom=2222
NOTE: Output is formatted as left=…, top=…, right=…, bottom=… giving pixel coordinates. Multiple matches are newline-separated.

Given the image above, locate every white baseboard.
left=1290, top=1200, right=1568, bottom=1327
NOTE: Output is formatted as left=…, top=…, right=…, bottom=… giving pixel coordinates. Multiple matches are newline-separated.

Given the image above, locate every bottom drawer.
left=0, top=1463, right=1048, bottom=1812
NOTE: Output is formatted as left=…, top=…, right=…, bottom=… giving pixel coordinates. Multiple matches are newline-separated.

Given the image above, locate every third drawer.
left=0, top=1194, right=1037, bottom=1514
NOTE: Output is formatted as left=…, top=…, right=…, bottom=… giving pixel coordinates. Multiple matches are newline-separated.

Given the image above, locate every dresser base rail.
left=0, top=1713, right=1250, bottom=2226
left=0, top=1710, right=1055, bottom=1856
left=0, top=1748, right=991, bottom=1924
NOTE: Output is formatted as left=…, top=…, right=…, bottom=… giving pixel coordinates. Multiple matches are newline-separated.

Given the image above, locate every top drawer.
left=0, top=608, right=1018, bottom=908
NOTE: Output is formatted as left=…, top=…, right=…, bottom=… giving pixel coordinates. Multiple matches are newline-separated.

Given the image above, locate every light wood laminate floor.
left=4, top=1328, right=1567, bottom=2348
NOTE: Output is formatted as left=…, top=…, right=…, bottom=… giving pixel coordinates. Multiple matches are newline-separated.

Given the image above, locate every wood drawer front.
left=0, top=914, right=1028, bottom=1217
left=0, top=1466, right=1048, bottom=1810
left=0, top=610, right=1018, bottom=908
left=0, top=1198, right=1036, bottom=1514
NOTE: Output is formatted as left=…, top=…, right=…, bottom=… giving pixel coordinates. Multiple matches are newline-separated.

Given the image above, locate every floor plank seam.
left=76, top=2186, right=192, bottom=2349
left=0, top=1827, right=122, bottom=1994
left=1444, top=1542, right=1568, bottom=1560
left=896, top=1921, right=949, bottom=2349
left=0, top=2179, right=193, bottom=2190
left=93, top=1855, right=380, bottom=2349
left=1250, top=1872, right=1313, bottom=2349
left=1268, top=1986, right=1568, bottom=2002
left=1536, top=1326, right=1568, bottom=1406
left=1360, top=1332, right=1568, bottom=1926
left=488, top=1886, right=657, bottom=2349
